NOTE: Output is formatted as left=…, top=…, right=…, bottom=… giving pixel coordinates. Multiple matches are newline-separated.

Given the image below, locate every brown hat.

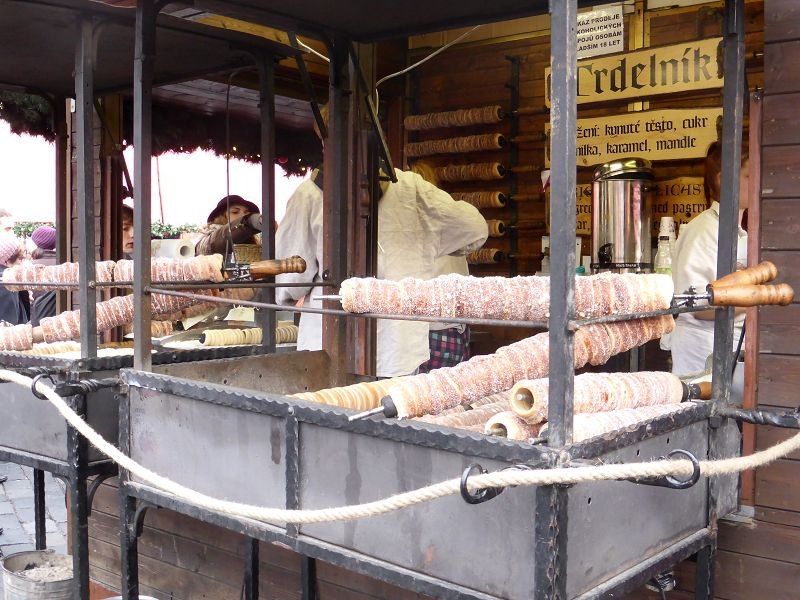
left=206, top=195, right=260, bottom=223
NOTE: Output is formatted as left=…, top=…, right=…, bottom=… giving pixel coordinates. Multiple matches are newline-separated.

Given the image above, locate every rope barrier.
left=3, top=369, right=799, bottom=525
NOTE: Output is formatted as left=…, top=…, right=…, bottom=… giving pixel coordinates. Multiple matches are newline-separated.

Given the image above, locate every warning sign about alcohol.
left=577, top=5, right=624, bottom=59
left=544, top=107, right=722, bottom=167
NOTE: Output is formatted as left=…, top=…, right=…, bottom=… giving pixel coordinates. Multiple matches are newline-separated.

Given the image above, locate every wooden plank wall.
left=629, top=1, right=800, bottom=599
left=88, top=481, right=435, bottom=599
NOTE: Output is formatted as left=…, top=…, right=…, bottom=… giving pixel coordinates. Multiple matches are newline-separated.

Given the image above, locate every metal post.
left=243, top=538, right=259, bottom=600
left=534, top=1, right=578, bottom=597
left=712, top=0, right=746, bottom=407
left=323, top=36, right=351, bottom=385
left=120, top=494, right=139, bottom=600
left=33, top=468, right=46, bottom=550
left=702, top=3, right=746, bottom=598
left=67, top=392, right=90, bottom=600
left=75, top=17, right=98, bottom=357
left=119, top=387, right=139, bottom=600
left=546, top=0, right=577, bottom=449
left=54, top=97, right=69, bottom=315
left=694, top=542, right=716, bottom=600
left=258, top=55, right=277, bottom=350
left=301, top=555, right=318, bottom=600
left=133, top=0, right=156, bottom=370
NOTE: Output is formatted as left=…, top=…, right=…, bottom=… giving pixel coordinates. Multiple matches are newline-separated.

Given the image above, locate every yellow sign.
left=546, top=184, right=593, bottom=236
left=545, top=38, right=723, bottom=106
left=651, top=176, right=707, bottom=234
left=545, top=107, right=721, bottom=167
left=554, top=179, right=706, bottom=238
left=576, top=184, right=593, bottom=236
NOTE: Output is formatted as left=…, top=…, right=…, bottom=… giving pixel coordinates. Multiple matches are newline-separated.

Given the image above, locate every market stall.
left=4, top=1, right=800, bottom=599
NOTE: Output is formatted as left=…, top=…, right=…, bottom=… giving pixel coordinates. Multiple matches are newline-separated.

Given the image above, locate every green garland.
left=15, top=221, right=200, bottom=240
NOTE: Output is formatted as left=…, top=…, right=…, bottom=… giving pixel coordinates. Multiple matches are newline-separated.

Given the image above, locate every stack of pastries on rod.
left=293, top=271, right=697, bottom=442
left=0, top=254, right=302, bottom=352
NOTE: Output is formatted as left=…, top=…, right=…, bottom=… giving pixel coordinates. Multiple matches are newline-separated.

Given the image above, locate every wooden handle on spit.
left=248, top=256, right=307, bottom=280
left=709, top=261, right=778, bottom=289
left=683, top=380, right=713, bottom=401
left=709, top=283, right=794, bottom=307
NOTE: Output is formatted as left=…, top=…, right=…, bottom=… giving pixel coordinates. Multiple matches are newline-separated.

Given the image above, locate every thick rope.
left=3, top=369, right=799, bottom=525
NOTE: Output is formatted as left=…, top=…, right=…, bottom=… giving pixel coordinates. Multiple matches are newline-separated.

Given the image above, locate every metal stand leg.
left=67, top=397, right=90, bottom=600
left=244, top=538, right=259, bottom=600
left=301, top=555, right=318, bottom=600
left=694, top=544, right=715, bottom=600
left=33, top=468, right=46, bottom=550
left=120, top=495, right=140, bottom=600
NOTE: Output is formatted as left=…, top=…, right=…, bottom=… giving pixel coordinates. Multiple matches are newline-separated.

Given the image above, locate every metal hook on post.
left=459, top=463, right=505, bottom=505
left=30, top=373, right=56, bottom=400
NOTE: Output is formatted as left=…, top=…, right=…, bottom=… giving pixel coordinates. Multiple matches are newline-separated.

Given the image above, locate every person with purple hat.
left=29, top=225, right=58, bottom=326
left=0, top=231, right=29, bottom=325
left=194, top=194, right=263, bottom=257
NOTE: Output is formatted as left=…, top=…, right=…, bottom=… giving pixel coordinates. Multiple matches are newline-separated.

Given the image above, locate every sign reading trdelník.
left=546, top=37, right=723, bottom=106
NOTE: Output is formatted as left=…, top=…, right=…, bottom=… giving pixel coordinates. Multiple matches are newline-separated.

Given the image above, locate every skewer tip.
left=348, top=405, right=385, bottom=421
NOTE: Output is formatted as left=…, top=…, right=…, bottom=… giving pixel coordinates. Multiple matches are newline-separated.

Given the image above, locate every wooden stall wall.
left=631, top=2, right=800, bottom=600
left=405, top=1, right=764, bottom=356
left=87, top=481, right=435, bottom=599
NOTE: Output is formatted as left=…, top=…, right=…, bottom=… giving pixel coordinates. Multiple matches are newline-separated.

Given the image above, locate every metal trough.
left=0, top=345, right=276, bottom=465
left=120, top=355, right=741, bottom=599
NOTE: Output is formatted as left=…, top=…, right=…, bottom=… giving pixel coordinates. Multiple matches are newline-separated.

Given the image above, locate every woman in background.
left=195, top=195, right=263, bottom=256
left=0, top=232, right=29, bottom=325
left=28, top=225, right=57, bottom=326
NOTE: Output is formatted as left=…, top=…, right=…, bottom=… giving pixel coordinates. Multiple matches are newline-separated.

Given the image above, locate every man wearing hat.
left=29, top=225, right=58, bottom=325
left=0, top=231, right=29, bottom=325
left=194, top=194, right=263, bottom=256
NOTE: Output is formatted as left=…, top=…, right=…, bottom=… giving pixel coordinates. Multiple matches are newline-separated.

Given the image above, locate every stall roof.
left=0, top=0, right=299, bottom=98
left=190, top=0, right=605, bottom=42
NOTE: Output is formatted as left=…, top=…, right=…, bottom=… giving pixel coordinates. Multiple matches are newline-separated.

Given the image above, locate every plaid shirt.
left=418, top=326, right=470, bottom=373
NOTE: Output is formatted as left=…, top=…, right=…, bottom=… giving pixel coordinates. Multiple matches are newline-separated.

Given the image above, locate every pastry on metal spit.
left=339, top=272, right=673, bottom=321
left=510, top=371, right=685, bottom=425
left=291, top=378, right=398, bottom=412
left=383, top=315, right=674, bottom=419
left=539, top=404, right=691, bottom=442
left=484, top=411, right=542, bottom=441
left=0, top=323, right=34, bottom=352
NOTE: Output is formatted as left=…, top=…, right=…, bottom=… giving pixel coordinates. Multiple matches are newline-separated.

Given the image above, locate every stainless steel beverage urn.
left=591, top=157, right=655, bottom=273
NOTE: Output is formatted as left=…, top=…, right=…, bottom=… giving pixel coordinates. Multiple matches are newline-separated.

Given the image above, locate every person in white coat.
left=275, top=152, right=487, bottom=377
left=670, top=141, right=750, bottom=399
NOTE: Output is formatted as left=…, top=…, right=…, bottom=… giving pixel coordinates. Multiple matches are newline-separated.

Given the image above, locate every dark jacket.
left=0, top=265, right=30, bottom=325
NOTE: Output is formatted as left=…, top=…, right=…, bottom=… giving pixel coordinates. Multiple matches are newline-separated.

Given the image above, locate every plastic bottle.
left=653, top=235, right=672, bottom=275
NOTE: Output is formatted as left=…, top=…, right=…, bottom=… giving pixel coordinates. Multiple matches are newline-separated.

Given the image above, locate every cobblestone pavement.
left=0, top=461, right=68, bottom=595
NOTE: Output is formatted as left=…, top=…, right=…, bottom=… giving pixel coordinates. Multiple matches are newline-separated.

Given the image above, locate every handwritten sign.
left=544, top=107, right=721, bottom=167
left=651, top=176, right=707, bottom=234
left=577, top=5, right=624, bottom=59
left=546, top=37, right=723, bottom=106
